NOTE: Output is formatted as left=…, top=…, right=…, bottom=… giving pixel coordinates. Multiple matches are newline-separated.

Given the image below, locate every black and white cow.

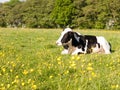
left=56, top=28, right=81, bottom=54
left=56, top=28, right=111, bottom=55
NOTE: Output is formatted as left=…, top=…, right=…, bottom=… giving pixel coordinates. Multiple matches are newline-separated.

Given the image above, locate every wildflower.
left=22, top=70, right=28, bottom=75
left=7, top=84, right=10, bottom=88
left=87, top=66, right=93, bottom=71
left=111, top=84, right=119, bottom=89
left=64, top=70, right=69, bottom=75
left=30, top=69, right=34, bottom=73
left=49, top=75, right=53, bottom=79
left=7, top=61, right=10, bottom=64
left=88, top=63, right=93, bottom=66
left=0, top=52, right=5, bottom=57
left=76, top=56, right=80, bottom=60
left=57, top=57, right=61, bottom=61
left=12, top=81, right=14, bottom=84
left=13, top=79, right=19, bottom=84
left=32, top=85, right=37, bottom=90
left=21, top=64, right=25, bottom=67
left=1, top=84, right=4, bottom=86
left=89, top=78, right=92, bottom=81
left=91, top=72, right=97, bottom=77
left=57, top=57, right=62, bottom=65
left=81, top=65, right=84, bottom=68
left=28, top=79, right=32, bottom=84
left=117, top=59, right=120, bottom=63
left=71, top=56, right=75, bottom=60
left=69, top=61, right=76, bottom=69
left=82, top=60, right=85, bottom=62
left=58, top=61, right=62, bottom=65
left=10, top=61, right=16, bottom=67
left=71, top=62, right=76, bottom=67
left=116, top=85, right=119, bottom=88
left=10, top=69, right=13, bottom=72
left=106, top=64, right=109, bottom=67
left=1, top=86, right=5, bottom=90
left=22, top=82, right=25, bottom=86
left=2, top=68, right=6, bottom=73
left=15, top=75, right=19, bottom=79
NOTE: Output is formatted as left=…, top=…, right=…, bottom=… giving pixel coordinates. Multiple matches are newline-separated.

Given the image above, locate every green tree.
left=0, top=0, right=120, bottom=29
left=50, top=0, right=74, bottom=28
left=72, top=0, right=86, bottom=28
left=8, top=0, right=20, bottom=7
left=0, top=3, right=12, bottom=27
left=21, top=0, right=55, bottom=28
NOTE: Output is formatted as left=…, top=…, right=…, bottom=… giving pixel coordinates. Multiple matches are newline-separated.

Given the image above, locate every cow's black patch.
left=63, top=45, right=69, bottom=49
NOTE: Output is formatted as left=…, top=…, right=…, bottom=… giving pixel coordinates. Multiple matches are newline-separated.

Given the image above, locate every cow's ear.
left=73, top=33, right=79, bottom=42
left=63, top=26, right=66, bottom=31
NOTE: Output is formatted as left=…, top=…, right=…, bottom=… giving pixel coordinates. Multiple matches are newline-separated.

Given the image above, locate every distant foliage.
left=0, top=0, right=120, bottom=29
left=50, top=0, right=74, bottom=28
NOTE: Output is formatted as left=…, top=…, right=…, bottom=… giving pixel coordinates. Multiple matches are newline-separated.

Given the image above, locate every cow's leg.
left=61, top=49, right=69, bottom=54
left=71, top=48, right=85, bottom=55
left=84, top=40, right=88, bottom=54
left=92, top=43, right=100, bottom=53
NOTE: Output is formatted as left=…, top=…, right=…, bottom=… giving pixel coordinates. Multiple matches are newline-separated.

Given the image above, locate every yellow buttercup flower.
left=30, top=69, right=34, bottom=72
left=69, top=61, right=76, bottom=69
left=22, top=70, right=28, bottom=75
left=10, top=69, right=13, bottom=73
left=49, top=75, right=53, bottom=79
left=91, top=72, right=97, bottom=77
left=28, top=79, right=32, bottom=84
left=0, top=52, right=5, bottom=57
left=15, top=75, right=19, bottom=79
left=7, top=84, right=10, bottom=89
left=87, top=66, right=93, bottom=71
left=57, top=57, right=61, bottom=61
left=64, top=70, right=69, bottom=75
left=76, top=56, right=80, bottom=60
left=88, top=63, right=93, bottom=66
left=58, top=61, right=62, bottom=65
left=32, top=85, right=37, bottom=90
left=71, top=56, right=75, bottom=60
left=111, top=84, right=119, bottom=89
left=22, top=82, right=25, bottom=86
left=2, top=68, right=6, bottom=73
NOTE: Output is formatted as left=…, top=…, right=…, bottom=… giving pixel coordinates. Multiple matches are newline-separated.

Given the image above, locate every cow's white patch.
left=96, top=36, right=111, bottom=54
left=92, top=44, right=101, bottom=53
left=61, top=49, right=69, bottom=54
left=84, top=40, right=88, bottom=54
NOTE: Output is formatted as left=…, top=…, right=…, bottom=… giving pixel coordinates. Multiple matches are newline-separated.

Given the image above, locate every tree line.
left=0, top=0, right=120, bottom=29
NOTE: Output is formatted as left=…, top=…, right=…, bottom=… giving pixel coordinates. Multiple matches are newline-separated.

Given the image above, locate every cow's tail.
left=108, top=42, right=112, bottom=52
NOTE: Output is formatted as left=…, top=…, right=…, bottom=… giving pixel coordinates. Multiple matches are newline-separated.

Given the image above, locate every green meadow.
left=0, top=28, right=120, bottom=90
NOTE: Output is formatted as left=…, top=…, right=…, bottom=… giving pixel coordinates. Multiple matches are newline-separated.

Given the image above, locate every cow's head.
left=56, top=28, right=72, bottom=46
left=61, top=31, right=74, bottom=44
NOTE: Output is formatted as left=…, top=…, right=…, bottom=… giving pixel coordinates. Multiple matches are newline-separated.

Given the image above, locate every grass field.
left=0, top=28, right=120, bottom=90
